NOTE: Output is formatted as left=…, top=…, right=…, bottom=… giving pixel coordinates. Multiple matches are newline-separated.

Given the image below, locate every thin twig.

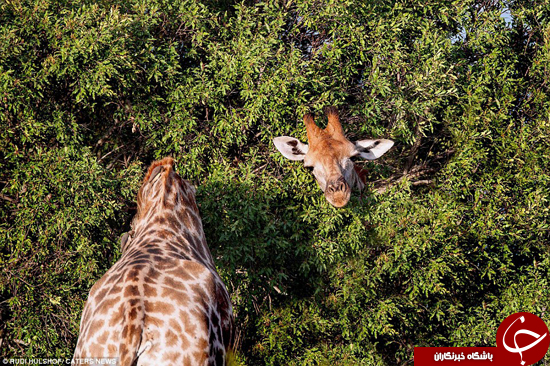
left=252, top=164, right=268, bottom=174
left=412, top=180, right=433, bottom=186
left=374, top=167, right=436, bottom=194
left=0, top=193, right=17, bottom=203
left=98, top=143, right=127, bottom=163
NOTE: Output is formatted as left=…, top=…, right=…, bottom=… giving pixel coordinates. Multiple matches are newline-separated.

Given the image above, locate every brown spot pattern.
left=73, top=158, right=233, bottom=365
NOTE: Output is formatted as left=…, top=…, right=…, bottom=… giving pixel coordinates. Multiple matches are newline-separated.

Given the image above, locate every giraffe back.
left=73, top=157, right=234, bottom=366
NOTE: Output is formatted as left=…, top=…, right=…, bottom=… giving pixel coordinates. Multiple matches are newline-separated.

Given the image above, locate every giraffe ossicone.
left=274, top=107, right=394, bottom=207
left=73, top=157, right=234, bottom=366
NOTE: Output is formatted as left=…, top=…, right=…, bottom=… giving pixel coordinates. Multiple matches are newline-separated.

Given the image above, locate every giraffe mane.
left=135, top=157, right=176, bottom=227
left=142, top=157, right=175, bottom=184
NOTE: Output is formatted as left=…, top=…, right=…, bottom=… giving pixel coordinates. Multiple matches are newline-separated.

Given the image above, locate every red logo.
left=414, top=312, right=550, bottom=365
left=496, top=312, right=550, bottom=366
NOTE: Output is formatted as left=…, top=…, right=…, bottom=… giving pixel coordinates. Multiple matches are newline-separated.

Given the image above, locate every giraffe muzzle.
left=325, top=176, right=351, bottom=207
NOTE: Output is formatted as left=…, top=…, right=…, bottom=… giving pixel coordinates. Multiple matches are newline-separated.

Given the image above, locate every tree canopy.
left=1, top=0, right=549, bottom=364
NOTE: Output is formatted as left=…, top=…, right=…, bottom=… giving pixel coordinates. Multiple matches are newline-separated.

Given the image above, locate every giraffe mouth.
left=326, top=191, right=351, bottom=207
left=325, top=177, right=351, bottom=207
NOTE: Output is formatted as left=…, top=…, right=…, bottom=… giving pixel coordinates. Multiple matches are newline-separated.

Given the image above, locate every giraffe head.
left=273, top=107, right=394, bottom=208
left=134, top=157, right=197, bottom=227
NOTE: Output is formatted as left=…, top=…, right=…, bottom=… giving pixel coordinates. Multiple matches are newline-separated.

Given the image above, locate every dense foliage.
left=1, top=0, right=549, bottom=364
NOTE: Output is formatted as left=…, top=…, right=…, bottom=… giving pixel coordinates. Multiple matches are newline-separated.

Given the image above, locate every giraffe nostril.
left=338, top=181, right=346, bottom=191
left=327, top=178, right=348, bottom=194
left=327, top=177, right=347, bottom=194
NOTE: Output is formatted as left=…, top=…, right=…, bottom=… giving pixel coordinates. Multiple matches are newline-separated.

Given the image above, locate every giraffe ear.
left=354, top=139, right=394, bottom=160
left=273, top=136, right=309, bottom=161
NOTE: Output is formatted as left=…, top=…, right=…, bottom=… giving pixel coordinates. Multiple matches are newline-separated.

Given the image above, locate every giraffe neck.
left=125, top=196, right=216, bottom=272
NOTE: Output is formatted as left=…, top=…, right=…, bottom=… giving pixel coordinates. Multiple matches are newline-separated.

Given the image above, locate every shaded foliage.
left=1, top=0, right=549, bottom=364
